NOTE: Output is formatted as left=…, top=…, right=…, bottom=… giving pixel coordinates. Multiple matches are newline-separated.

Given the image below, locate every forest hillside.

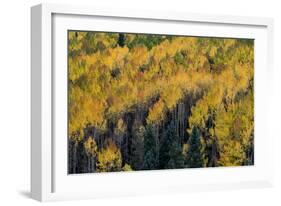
left=68, top=31, right=254, bottom=174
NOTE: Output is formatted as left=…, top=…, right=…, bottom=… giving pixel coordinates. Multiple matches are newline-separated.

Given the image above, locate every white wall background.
left=0, top=0, right=280, bottom=205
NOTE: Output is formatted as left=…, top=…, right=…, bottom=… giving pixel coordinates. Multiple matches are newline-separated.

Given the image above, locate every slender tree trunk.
left=73, top=141, right=77, bottom=174
left=87, top=155, right=91, bottom=172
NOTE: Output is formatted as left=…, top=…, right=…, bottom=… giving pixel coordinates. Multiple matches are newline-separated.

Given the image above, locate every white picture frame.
left=31, top=3, right=274, bottom=202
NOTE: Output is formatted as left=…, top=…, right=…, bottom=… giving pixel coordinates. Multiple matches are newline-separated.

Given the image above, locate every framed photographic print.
left=31, top=3, right=274, bottom=201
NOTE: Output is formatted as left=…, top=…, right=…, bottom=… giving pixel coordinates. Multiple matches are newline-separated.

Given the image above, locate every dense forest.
left=68, top=31, right=254, bottom=174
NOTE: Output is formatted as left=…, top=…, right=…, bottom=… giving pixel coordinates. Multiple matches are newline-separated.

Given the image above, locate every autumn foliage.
left=68, top=31, right=254, bottom=173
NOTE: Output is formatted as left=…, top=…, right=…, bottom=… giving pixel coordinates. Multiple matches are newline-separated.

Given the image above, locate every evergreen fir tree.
left=159, top=125, right=173, bottom=169
left=118, top=33, right=125, bottom=47
left=143, top=124, right=158, bottom=170
left=168, top=140, right=184, bottom=169
left=186, top=127, right=204, bottom=168
left=159, top=122, right=184, bottom=169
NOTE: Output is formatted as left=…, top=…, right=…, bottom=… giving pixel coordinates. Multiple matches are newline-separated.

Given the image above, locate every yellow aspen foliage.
left=215, top=92, right=254, bottom=166
left=96, top=139, right=122, bottom=172
left=182, top=143, right=189, bottom=158
left=68, top=57, right=87, bottom=82
left=147, top=99, right=166, bottom=124
left=84, top=137, right=98, bottom=157
left=122, top=164, right=133, bottom=171
left=127, top=46, right=149, bottom=68
left=67, top=31, right=254, bottom=173
left=161, top=84, right=183, bottom=110
left=218, top=140, right=246, bottom=166
left=209, top=46, right=217, bottom=58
